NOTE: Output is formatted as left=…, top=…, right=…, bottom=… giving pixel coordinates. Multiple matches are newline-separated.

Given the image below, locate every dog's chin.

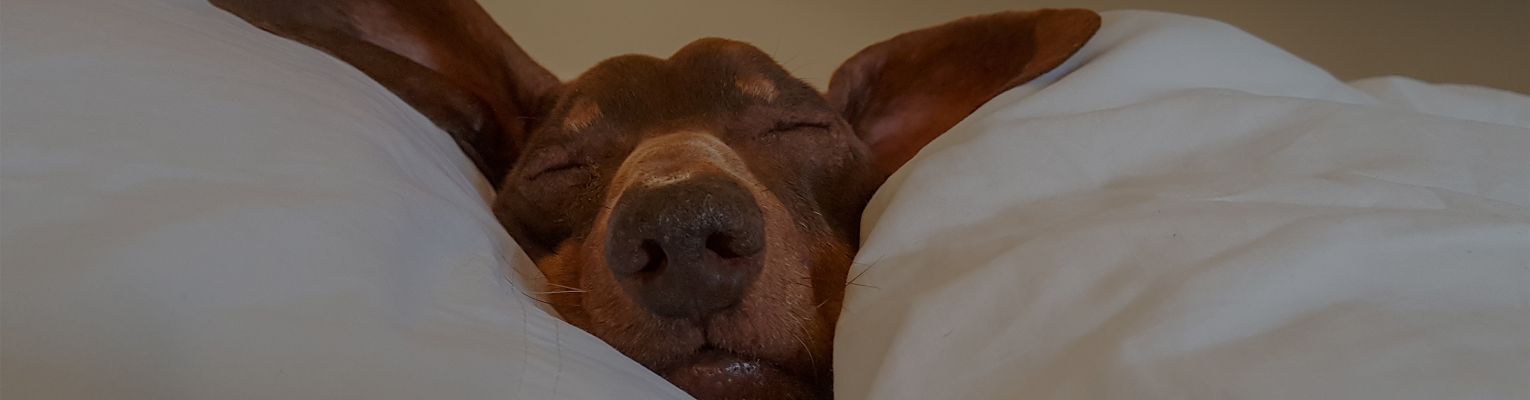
left=662, top=348, right=819, bottom=399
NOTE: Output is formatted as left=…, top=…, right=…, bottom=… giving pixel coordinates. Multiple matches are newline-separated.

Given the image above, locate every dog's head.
left=214, top=1, right=1098, bottom=397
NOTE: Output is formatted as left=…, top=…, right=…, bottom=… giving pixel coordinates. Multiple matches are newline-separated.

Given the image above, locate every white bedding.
left=838, top=10, right=1530, bottom=400
left=1, top=1, right=686, bottom=398
left=2, top=1, right=1526, bottom=400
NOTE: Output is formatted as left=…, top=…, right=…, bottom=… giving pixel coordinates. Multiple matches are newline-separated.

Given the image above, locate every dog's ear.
left=212, top=0, right=559, bottom=186
left=828, top=9, right=1100, bottom=175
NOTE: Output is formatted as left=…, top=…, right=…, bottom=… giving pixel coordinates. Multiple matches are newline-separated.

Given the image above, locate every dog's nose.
left=605, top=175, right=766, bottom=319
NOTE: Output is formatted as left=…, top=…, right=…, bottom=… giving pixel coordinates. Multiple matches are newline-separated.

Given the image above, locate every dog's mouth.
left=662, top=345, right=819, bottom=399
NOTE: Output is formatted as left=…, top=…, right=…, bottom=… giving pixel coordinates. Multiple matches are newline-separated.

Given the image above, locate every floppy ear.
left=828, top=9, right=1100, bottom=175
left=212, top=0, right=560, bottom=186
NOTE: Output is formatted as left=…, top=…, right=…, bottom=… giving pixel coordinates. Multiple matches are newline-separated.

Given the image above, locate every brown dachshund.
left=212, top=1, right=1099, bottom=398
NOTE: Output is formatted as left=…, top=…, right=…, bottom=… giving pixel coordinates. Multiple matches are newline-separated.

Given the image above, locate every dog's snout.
left=605, top=174, right=766, bottom=319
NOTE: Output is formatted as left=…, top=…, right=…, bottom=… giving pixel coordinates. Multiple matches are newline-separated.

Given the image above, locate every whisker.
left=845, top=281, right=877, bottom=289
left=523, top=290, right=587, bottom=295
left=789, top=313, right=817, bottom=372
left=545, top=282, right=587, bottom=291
left=518, top=290, right=560, bottom=306
left=801, top=275, right=875, bottom=289
left=844, top=260, right=879, bottom=290
left=794, top=332, right=816, bottom=372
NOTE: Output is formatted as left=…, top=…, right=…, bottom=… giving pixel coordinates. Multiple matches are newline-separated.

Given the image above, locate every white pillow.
left=0, top=0, right=686, bottom=398
left=838, top=10, right=1530, bottom=400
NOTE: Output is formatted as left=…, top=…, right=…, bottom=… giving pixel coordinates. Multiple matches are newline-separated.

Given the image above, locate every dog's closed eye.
left=766, top=120, right=831, bottom=135
left=523, top=147, right=594, bottom=183
left=531, top=161, right=589, bottom=180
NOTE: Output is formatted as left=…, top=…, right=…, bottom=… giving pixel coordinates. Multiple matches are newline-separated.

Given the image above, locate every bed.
left=3, top=0, right=1526, bottom=399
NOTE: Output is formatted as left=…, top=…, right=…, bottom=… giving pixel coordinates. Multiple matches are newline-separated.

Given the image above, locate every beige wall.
left=482, top=0, right=1529, bottom=93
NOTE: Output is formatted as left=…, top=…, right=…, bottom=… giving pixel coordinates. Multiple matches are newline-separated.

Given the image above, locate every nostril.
left=637, top=240, right=667, bottom=278
left=706, top=231, right=762, bottom=260
left=705, top=232, right=741, bottom=259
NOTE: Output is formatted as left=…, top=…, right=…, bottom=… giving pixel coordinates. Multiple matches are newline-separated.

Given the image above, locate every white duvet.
left=840, top=11, right=1530, bottom=400
left=2, top=1, right=1526, bottom=399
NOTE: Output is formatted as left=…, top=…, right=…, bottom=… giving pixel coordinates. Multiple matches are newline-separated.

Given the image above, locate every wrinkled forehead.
left=549, top=39, right=820, bottom=133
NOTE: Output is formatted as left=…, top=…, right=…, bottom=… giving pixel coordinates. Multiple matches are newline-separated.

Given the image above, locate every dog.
left=212, top=1, right=1099, bottom=398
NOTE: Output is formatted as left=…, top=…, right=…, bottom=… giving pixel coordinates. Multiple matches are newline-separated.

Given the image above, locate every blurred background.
left=481, top=0, right=1528, bottom=93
